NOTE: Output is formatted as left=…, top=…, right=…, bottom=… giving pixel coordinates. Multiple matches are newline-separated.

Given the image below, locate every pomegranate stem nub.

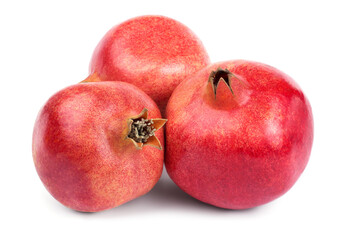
left=208, top=67, right=235, bottom=99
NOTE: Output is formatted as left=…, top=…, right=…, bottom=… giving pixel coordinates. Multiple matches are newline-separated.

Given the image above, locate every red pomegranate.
left=165, top=60, right=313, bottom=209
left=87, top=15, right=210, bottom=114
left=32, top=80, right=166, bottom=212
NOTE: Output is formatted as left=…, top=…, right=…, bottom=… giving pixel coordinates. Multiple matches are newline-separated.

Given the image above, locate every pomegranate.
left=165, top=60, right=313, bottom=209
left=32, top=80, right=166, bottom=212
left=87, top=15, right=210, bottom=114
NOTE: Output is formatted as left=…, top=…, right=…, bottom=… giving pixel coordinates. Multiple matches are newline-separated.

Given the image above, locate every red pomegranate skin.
left=165, top=60, right=313, bottom=209
left=32, top=81, right=164, bottom=212
left=89, top=15, right=210, bottom=114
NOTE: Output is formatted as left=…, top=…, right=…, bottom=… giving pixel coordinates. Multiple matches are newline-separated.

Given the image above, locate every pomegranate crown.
left=208, top=67, right=236, bottom=99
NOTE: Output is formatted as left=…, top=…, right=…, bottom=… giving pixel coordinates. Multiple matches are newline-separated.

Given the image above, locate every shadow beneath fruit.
left=141, top=170, right=218, bottom=211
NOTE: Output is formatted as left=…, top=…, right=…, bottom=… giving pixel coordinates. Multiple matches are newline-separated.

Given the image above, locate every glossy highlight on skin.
left=32, top=81, right=164, bottom=212
left=89, top=15, right=210, bottom=114
left=165, top=60, right=313, bottom=209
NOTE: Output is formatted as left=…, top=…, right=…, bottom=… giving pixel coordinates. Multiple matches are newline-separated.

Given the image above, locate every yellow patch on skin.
left=32, top=148, right=39, bottom=169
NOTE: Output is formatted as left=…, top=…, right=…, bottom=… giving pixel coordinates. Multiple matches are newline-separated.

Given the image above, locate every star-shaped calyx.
left=126, top=108, right=167, bottom=150
left=208, top=67, right=237, bottom=99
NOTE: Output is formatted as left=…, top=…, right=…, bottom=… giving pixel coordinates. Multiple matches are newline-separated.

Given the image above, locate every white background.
left=1, top=0, right=343, bottom=239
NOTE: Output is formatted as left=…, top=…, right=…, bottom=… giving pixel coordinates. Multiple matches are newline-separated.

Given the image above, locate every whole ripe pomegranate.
left=32, top=80, right=166, bottom=212
left=165, top=60, right=313, bottom=209
left=87, top=15, right=210, bottom=114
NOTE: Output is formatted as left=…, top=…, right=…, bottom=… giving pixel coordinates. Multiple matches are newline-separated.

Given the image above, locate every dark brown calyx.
left=128, top=118, right=156, bottom=143
left=126, top=108, right=167, bottom=150
left=208, top=67, right=236, bottom=99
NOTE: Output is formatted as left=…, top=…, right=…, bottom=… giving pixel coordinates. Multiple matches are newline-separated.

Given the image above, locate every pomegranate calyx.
left=126, top=108, right=167, bottom=150
left=208, top=67, right=236, bottom=99
left=80, top=72, right=102, bottom=83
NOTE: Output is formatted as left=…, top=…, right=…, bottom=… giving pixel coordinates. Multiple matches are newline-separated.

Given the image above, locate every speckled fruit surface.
left=165, top=60, right=313, bottom=209
left=89, top=15, right=210, bottom=114
left=32, top=81, right=164, bottom=212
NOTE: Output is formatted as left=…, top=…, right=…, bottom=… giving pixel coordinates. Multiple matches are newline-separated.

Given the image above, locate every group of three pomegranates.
left=32, top=15, right=313, bottom=212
